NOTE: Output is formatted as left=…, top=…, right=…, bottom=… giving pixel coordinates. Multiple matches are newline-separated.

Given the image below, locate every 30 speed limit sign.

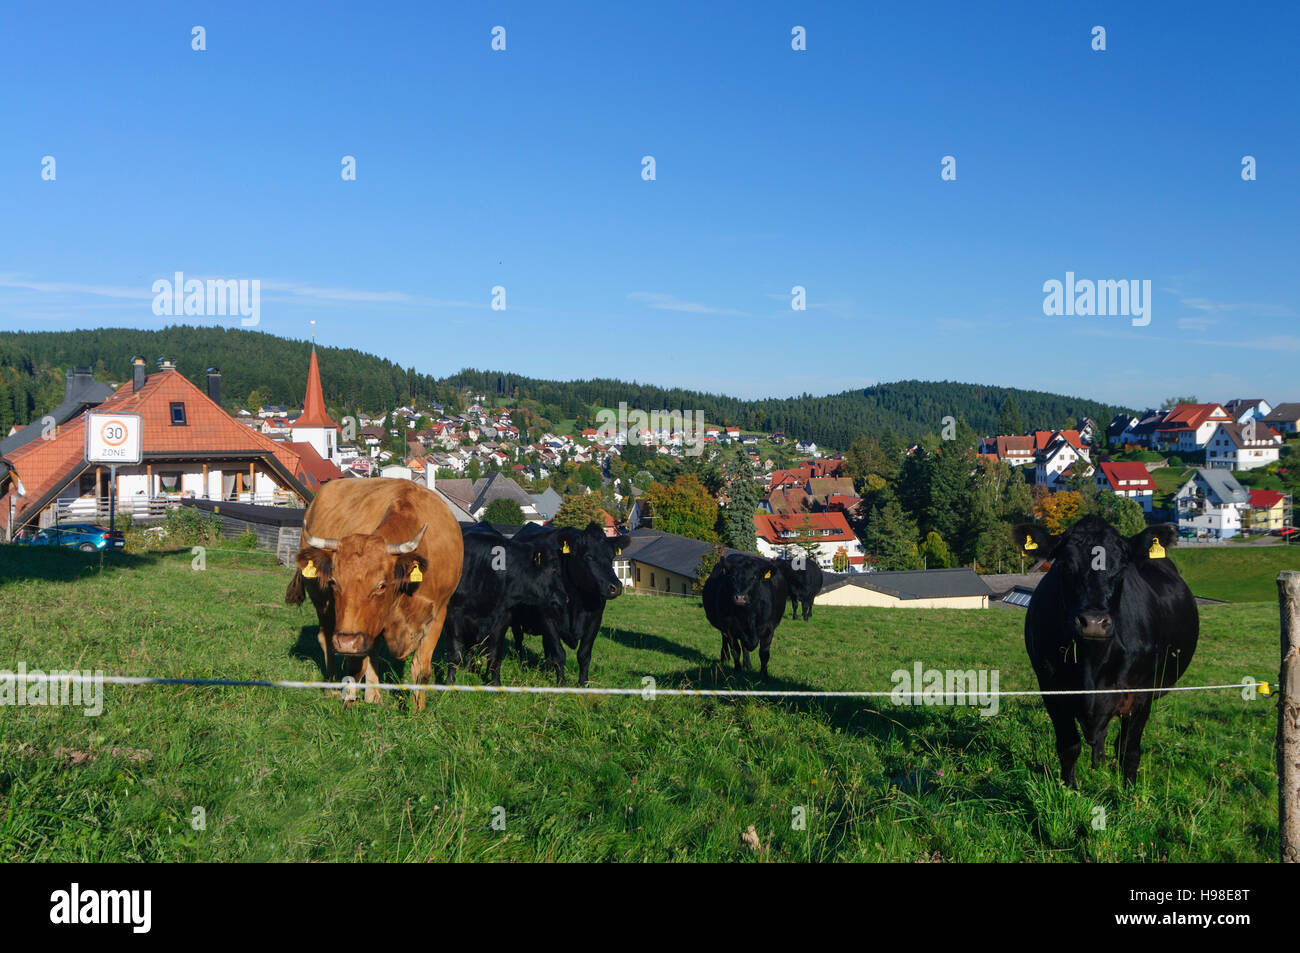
left=85, top=412, right=143, bottom=464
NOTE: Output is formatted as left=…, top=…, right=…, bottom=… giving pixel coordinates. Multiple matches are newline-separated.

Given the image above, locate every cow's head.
left=519, top=536, right=571, bottom=616
left=296, top=521, right=428, bottom=656
left=558, top=523, right=630, bottom=601
left=1014, top=516, right=1177, bottom=641
left=717, top=554, right=780, bottom=607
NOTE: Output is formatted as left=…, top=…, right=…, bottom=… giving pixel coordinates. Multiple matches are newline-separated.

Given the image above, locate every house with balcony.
left=1174, top=468, right=1249, bottom=539
left=1245, top=489, right=1289, bottom=534
left=1155, top=403, right=1234, bottom=453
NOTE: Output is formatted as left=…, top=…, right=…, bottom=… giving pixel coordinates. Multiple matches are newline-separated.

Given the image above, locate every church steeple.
left=292, top=346, right=339, bottom=461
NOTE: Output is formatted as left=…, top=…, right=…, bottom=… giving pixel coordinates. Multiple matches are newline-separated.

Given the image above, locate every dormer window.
left=170, top=402, right=187, bottom=426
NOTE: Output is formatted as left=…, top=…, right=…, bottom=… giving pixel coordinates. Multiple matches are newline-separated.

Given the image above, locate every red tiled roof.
left=283, top=441, right=344, bottom=486
left=1098, top=461, right=1155, bottom=492
left=754, top=511, right=856, bottom=544
left=293, top=350, right=338, bottom=430
left=1249, top=489, right=1285, bottom=509
left=1159, top=403, right=1231, bottom=432
left=1, top=369, right=316, bottom=524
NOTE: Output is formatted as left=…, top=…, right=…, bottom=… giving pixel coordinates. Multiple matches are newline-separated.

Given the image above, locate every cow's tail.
left=285, top=569, right=306, bottom=605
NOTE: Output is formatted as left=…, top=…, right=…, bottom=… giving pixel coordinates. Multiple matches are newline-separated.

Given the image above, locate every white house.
left=1205, top=422, right=1282, bottom=471
left=1095, top=461, right=1156, bottom=513
left=1175, top=469, right=1249, bottom=539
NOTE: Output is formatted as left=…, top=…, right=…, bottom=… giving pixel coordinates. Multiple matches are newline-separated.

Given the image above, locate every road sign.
left=85, top=412, right=143, bottom=465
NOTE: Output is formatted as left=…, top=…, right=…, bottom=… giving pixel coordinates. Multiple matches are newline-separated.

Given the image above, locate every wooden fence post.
left=1280, top=571, right=1300, bottom=863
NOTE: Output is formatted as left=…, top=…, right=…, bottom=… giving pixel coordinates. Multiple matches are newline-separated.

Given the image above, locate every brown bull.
left=285, top=478, right=462, bottom=710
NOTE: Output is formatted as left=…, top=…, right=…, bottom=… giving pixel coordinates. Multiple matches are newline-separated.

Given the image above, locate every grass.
left=1169, top=545, right=1300, bottom=602
left=0, top=544, right=1282, bottom=862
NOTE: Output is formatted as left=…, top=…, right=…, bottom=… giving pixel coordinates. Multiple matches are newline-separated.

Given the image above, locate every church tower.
left=291, top=348, right=339, bottom=462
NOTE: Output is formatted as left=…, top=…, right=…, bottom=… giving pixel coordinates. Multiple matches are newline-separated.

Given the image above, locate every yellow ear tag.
left=1259, top=681, right=1271, bottom=696
left=1023, top=535, right=1038, bottom=551
left=616, top=548, right=622, bottom=556
left=408, top=565, right=423, bottom=582
left=534, top=552, right=542, bottom=567
left=562, top=541, right=571, bottom=554
left=764, top=570, right=771, bottom=579
left=1148, top=539, right=1166, bottom=559
left=301, top=561, right=318, bottom=578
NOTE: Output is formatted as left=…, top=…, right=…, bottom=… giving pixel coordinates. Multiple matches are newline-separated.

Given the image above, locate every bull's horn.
left=386, top=524, right=427, bottom=555
left=306, top=534, right=339, bottom=550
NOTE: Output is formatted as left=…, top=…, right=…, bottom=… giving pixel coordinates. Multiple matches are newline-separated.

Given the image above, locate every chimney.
left=132, top=357, right=146, bottom=393
left=159, top=358, right=176, bottom=371
left=206, top=367, right=222, bottom=405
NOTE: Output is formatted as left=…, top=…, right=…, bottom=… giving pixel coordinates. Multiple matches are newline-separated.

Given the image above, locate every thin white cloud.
left=627, top=292, right=749, bottom=316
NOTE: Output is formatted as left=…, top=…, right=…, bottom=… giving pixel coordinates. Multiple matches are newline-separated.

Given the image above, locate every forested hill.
left=0, top=326, right=1131, bottom=448
left=445, top=371, right=1131, bottom=449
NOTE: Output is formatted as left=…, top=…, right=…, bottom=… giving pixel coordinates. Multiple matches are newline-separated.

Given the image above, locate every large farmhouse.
left=2, top=355, right=341, bottom=538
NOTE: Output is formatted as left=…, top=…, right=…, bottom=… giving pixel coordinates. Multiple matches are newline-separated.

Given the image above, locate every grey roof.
left=532, top=486, right=563, bottom=521
left=620, top=528, right=742, bottom=579
left=1186, top=468, right=1248, bottom=504
left=1262, top=403, right=1300, bottom=422
left=470, top=472, right=534, bottom=514
left=0, top=369, right=115, bottom=479
left=820, top=568, right=992, bottom=601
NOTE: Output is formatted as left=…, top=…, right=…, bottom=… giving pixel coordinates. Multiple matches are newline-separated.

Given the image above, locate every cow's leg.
left=410, top=603, right=448, bottom=713
left=802, top=600, right=812, bottom=622
left=1117, top=700, right=1153, bottom=785
left=312, top=586, right=336, bottom=684
left=1083, top=709, right=1111, bottom=768
left=576, top=615, right=601, bottom=687
left=513, top=623, right=526, bottom=661
left=759, top=628, right=773, bottom=679
left=361, top=654, right=382, bottom=704
left=1043, top=696, right=1082, bottom=788
left=790, top=598, right=798, bottom=621
left=540, top=617, right=566, bottom=684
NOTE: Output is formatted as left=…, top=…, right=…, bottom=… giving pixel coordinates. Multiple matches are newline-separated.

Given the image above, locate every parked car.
left=17, top=523, right=125, bottom=552
left=1273, top=527, right=1298, bottom=538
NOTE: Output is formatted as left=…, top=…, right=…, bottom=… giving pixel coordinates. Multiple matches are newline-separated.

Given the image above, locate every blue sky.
left=1, top=1, right=1296, bottom=409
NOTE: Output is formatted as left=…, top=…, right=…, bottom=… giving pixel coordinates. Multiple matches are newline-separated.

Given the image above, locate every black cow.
left=509, top=522, right=631, bottom=685
left=442, top=523, right=567, bottom=685
left=1015, top=516, right=1198, bottom=786
left=702, top=553, right=788, bottom=677
left=779, top=554, right=824, bottom=621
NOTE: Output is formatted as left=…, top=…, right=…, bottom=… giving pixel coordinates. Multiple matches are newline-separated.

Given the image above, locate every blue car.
left=18, top=523, right=126, bottom=552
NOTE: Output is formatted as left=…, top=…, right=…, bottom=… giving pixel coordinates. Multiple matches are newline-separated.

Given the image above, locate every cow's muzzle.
left=333, top=633, right=374, bottom=656
left=733, top=594, right=749, bottom=606
left=1076, top=614, right=1112, bottom=639
left=607, top=582, right=623, bottom=599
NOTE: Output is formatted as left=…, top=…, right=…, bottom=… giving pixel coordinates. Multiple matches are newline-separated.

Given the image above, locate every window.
left=650, top=572, right=655, bottom=588
left=170, top=402, right=187, bottom=425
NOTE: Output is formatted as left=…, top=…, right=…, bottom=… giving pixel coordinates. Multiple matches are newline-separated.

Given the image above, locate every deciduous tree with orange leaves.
left=1033, top=490, right=1084, bottom=534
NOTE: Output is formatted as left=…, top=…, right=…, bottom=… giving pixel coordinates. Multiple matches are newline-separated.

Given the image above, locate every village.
left=1, top=350, right=1295, bottom=617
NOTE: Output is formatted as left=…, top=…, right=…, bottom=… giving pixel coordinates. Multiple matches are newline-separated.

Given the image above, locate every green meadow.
left=0, top=544, right=1287, bottom=862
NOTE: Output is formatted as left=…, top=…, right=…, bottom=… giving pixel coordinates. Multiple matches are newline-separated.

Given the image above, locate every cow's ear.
left=394, top=553, right=427, bottom=590
left=1129, top=524, right=1176, bottom=561
left=614, top=533, right=631, bottom=551
left=1012, top=523, right=1059, bottom=558
left=296, top=548, right=332, bottom=581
